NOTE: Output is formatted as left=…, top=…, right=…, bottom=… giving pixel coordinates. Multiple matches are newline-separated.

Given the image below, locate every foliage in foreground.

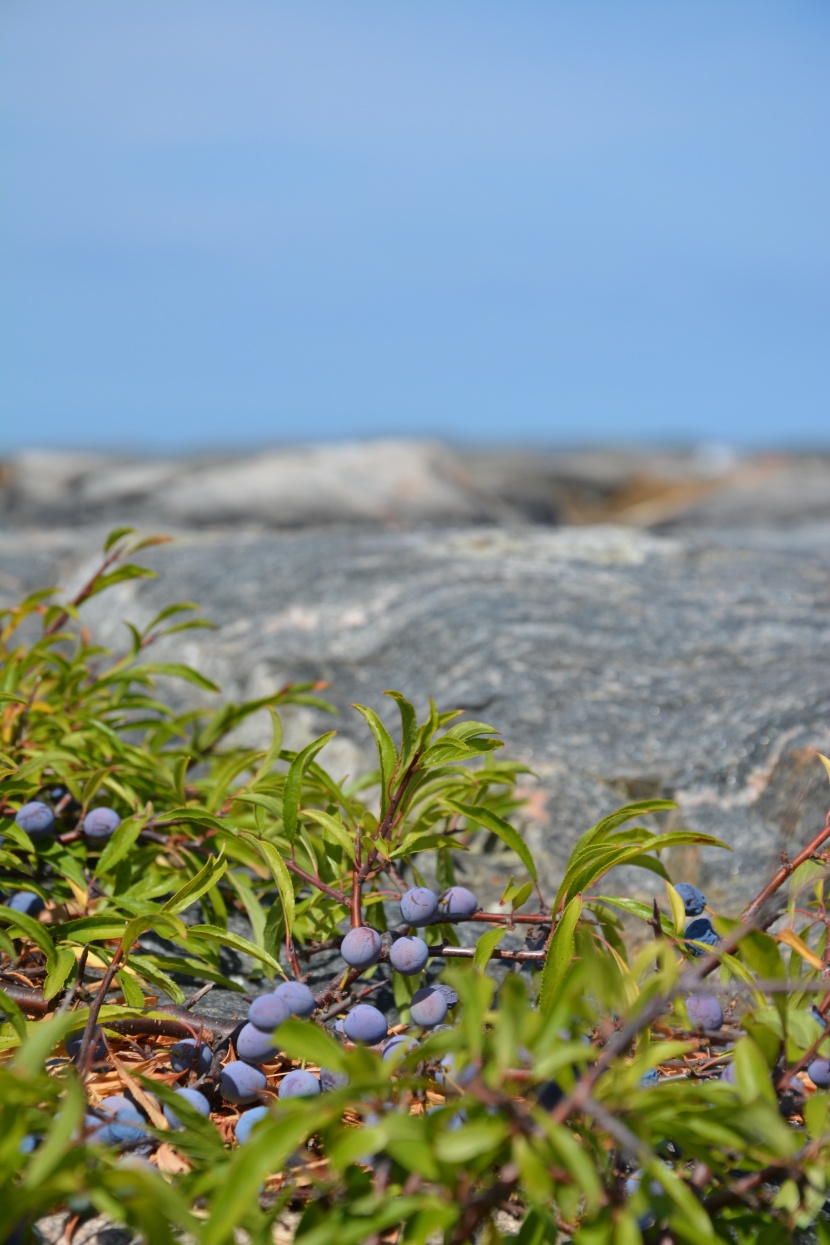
left=2, top=530, right=830, bottom=1244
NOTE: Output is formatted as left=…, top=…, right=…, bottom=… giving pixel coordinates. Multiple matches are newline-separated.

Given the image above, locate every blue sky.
left=1, top=1, right=828, bottom=452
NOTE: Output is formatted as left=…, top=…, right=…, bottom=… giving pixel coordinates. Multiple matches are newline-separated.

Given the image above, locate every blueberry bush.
left=3, top=530, right=830, bottom=1244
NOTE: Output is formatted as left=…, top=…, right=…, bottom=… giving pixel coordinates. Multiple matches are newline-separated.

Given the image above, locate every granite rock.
left=3, top=517, right=829, bottom=912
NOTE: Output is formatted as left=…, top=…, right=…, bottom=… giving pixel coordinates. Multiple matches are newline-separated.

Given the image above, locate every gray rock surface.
left=2, top=502, right=829, bottom=912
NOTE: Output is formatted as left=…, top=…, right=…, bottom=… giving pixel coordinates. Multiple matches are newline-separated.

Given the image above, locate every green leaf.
left=0, top=986, right=27, bottom=1037
left=43, top=946, right=78, bottom=1001
left=241, top=833, right=296, bottom=940
left=283, top=732, right=337, bottom=843
left=473, top=926, right=506, bottom=970
left=352, top=704, right=396, bottom=816
left=96, top=813, right=147, bottom=873
left=302, top=808, right=357, bottom=863
left=123, top=913, right=188, bottom=955
left=441, top=799, right=537, bottom=882
left=539, top=895, right=582, bottom=1013
left=433, top=1118, right=508, bottom=1162
left=141, top=662, right=220, bottom=692
left=276, top=1019, right=346, bottom=1070
left=187, top=924, right=282, bottom=974
left=23, top=1075, right=86, bottom=1188
left=104, top=526, right=137, bottom=551
left=384, top=690, right=419, bottom=773
left=161, top=851, right=228, bottom=916
left=0, top=905, right=57, bottom=960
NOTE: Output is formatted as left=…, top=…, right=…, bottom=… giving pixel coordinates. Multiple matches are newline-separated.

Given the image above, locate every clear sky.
left=1, top=2, right=828, bottom=453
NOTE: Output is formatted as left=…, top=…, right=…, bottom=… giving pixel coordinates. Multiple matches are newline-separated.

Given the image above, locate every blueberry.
left=433, top=984, right=459, bottom=1009
left=720, top=1062, right=738, bottom=1084
left=19, top=1134, right=38, bottom=1155
left=248, top=993, right=291, bottom=1033
left=638, top=1069, right=660, bottom=1088
left=234, top=1105, right=269, bottom=1144
left=98, top=1095, right=136, bottom=1117
left=536, top=1080, right=564, bottom=1109
left=236, top=1022, right=280, bottom=1065
left=14, top=801, right=55, bottom=839
left=684, top=918, right=720, bottom=956
left=808, top=1058, right=830, bottom=1088
left=320, top=1068, right=349, bottom=1091
left=7, top=891, right=45, bottom=916
left=94, top=1109, right=148, bottom=1147
left=169, top=1037, right=213, bottom=1075
left=83, top=807, right=121, bottom=841
left=400, top=887, right=438, bottom=927
left=434, top=1050, right=477, bottom=1090
left=439, top=886, right=479, bottom=919
left=273, top=980, right=316, bottom=1017
left=66, top=1027, right=107, bottom=1063
left=685, top=992, right=723, bottom=1031
left=278, top=1070, right=321, bottom=1099
left=343, top=1004, right=388, bottom=1045
left=340, top=927, right=382, bottom=969
left=219, top=1060, right=267, bottom=1105
left=382, top=1034, right=419, bottom=1061
left=163, top=1087, right=211, bottom=1130
left=410, top=986, right=449, bottom=1028
left=389, top=935, right=429, bottom=976
left=674, top=883, right=706, bottom=916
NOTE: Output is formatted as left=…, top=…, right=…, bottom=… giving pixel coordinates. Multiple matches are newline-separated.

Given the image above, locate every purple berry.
left=638, top=1069, right=660, bottom=1087
left=83, top=807, right=121, bottom=841
left=382, top=1035, right=419, bottom=1061
left=248, top=994, right=291, bottom=1033
left=400, top=887, right=438, bottom=927
left=410, top=986, right=449, bottom=1028
left=236, top=1022, right=280, bottom=1065
left=163, top=1087, right=211, bottom=1130
left=685, top=993, right=723, bottom=1031
left=340, top=927, right=382, bottom=969
left=675, top=883, right=706, bottom=916
left=278, top=1070, right=321, bottom=1099
left=219, top=1060, right=267, bottom=1105
left=720, top=1062, right=738, bottom=1084
left=169, top=1037, right=213, bottom=1076
left=684, top=918, right=720, bottom=956
left=66, top=1027, right=107, bottom=1063
left=320, top=1068, right=349, bottom=1091
left=274, top=980, right=316, bottom=1017
left=14, top=801, right=55, bottom=839
left=7, top=891, right=45, bottom=917
left=433, top=984, right=459, bottom=1008
left=389, top=935, right=429, bottom=976
left=234, top=1105, right=269, bottom=1144
left=439, top=887, right=479, bottom=919
left=343, top=1004, right=388, bottom=1045
left=98, top=1095, right=136, bottom=1118
left=808, top=1058, right=830, bottom=1088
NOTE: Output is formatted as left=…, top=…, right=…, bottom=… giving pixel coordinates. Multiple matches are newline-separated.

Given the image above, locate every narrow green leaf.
left=161, top=852, right=228, bottom=916
left=441, top=798, right=537, bottom=882
left=276, top=1018, right=346, bottom=1070
left=0, top=986, right=27, bottom=1037
left=250, top=707, right=284, bottom=785
left=473, top=926, right=506, bottom=970
left=283, top=732, right=337, bottom=842
left=104, top=526, right=137, bottom=551
left=187, top=923, right=282, bottom=974
left=384, top=689, right=419, bottom=772
left=96, top=812, right=147, bottom=873
left=352, top=704, right=396, bottom=815
left=539, top=895, right=582, bottom=1013
left=241, top=833, right=296, bottom=939
left=43, top=946, right=78, bottom=1001
left=302, top=808, right=357, bottom=863
left=0, top=905, right=57, bottom=960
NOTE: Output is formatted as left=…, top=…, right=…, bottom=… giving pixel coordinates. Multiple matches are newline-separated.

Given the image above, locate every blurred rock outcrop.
left=2, top=441, right=829, bottom=910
